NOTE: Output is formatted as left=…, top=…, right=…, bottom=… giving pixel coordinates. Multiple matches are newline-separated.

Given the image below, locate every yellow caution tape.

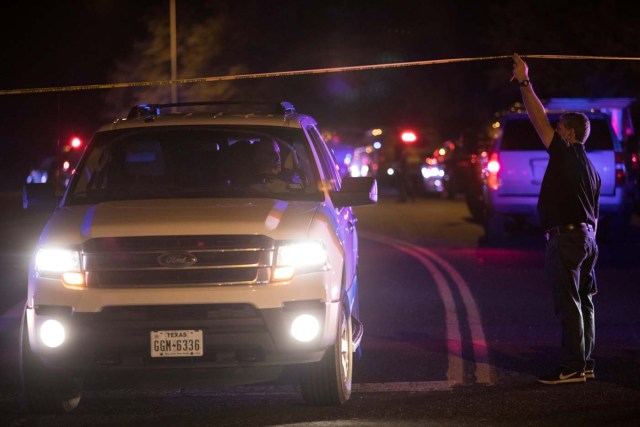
left=2, top=54, right=639, bottom=96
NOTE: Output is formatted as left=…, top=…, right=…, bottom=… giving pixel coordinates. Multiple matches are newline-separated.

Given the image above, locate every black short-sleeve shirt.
left=537, top=132, right=601, bottom=230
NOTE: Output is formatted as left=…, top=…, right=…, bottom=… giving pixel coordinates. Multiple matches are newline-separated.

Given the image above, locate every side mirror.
left=23, top=183, right=59, bottom=211
left=330, top=176, right=378, bottom=207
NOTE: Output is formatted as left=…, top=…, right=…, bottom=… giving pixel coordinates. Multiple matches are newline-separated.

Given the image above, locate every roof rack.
left=126, top=101, right=296, bottom=120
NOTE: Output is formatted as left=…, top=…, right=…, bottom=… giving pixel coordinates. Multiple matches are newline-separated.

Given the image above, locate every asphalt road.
left=1, top=189, right=639, bottom=426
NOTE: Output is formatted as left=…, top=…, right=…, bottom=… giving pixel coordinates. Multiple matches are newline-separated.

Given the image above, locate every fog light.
left=290, top=314, right=320, bottom=343
left=40, top=319, right=66, bottom=348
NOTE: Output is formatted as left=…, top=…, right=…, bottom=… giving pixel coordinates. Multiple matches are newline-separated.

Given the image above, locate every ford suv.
left=21, top=101, right=377, bottom=412
left=483, top=108, right=631, bottom=244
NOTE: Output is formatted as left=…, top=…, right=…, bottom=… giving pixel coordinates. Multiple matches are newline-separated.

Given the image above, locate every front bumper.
left=26, top=300, right=333, bottom=375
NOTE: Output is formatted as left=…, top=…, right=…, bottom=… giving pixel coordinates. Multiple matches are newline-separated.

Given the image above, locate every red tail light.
left=487, top=152, right=501, bottom=174
left=400, top=130, right=417, bottom=144
left=486, top=152, right=500, bottom=190
left=631, top=152, right=639, bottom=171
left=615, top=152, right=626, bottom=186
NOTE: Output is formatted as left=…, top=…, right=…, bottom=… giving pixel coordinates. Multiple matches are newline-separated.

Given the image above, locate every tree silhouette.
left=102, top=8, right=245, bottom=120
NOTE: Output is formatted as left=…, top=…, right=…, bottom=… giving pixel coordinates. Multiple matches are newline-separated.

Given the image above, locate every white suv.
left=484, top=109, right=631, bottom=243
left=21, top=101, right=377, bottom=412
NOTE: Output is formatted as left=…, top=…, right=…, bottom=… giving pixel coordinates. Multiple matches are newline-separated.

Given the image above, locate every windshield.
left=65, top=126, right=322, bottom=205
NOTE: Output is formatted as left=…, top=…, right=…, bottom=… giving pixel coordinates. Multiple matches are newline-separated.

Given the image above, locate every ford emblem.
left=157, top=251, right=198, bottom=268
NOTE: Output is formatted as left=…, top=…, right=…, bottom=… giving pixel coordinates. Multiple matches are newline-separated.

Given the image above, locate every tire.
left=299, top=298, right=353, bottom=405
left=352, top=288, right=363, bottom=361
left=20, top=310, right=82, bottom=413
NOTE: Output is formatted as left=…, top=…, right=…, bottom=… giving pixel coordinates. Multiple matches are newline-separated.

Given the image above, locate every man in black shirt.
left=512, top=53, right=601, bottom=385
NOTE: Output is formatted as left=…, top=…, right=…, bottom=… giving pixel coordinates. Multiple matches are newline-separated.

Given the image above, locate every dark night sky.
left=2, top=0, right=640, bottom=188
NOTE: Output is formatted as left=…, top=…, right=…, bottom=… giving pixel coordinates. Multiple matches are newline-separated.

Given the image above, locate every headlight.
left=35, top=248, right=84, bottom=288
left=273, top=241, right=328, bottom=281
left=35, top=248, right=80, bottom=272
left=421, top=165, right=444, bottom=179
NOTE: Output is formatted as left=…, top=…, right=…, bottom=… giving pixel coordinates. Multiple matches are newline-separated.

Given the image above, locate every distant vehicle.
left=420, top=156, right=446, bottom=195
left=26, top=156, right=58, bottom=185
left=463, top=150, right=489, bottom=223
left=624, top=134, right=640, bottom=213
left=483, top=107, right=633, bottom=244
left=21, top=101, right=377, bottom=413
left=25, top=137, right=85, bottom=189
left=421, top=140, right=475, bottom=199
left=348, top=145, right=378, bottom=178
left=379, top=127, right=440, bottom=196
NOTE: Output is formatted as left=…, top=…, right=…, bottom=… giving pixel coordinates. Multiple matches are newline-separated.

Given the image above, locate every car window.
left=500, top=116, right=615, bottom=151
left=66, top=126, right=323, bottom=204
left=306, top=125, right=342, bottom=191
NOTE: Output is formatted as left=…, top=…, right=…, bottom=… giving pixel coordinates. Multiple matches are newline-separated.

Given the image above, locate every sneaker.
left=584, top=360, right=595, bottom=379
left=538, top=367, right=586, bottom=385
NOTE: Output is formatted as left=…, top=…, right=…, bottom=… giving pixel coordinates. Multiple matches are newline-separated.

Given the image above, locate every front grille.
left=82, top=235, right=275, bottom=288
left=78, top=304, right=267, bottom=333
left=69, top=304, right=270, bottom=367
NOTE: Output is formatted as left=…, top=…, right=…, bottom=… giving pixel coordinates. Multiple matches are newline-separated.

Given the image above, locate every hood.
left=38, top=198, right=320, bottom=246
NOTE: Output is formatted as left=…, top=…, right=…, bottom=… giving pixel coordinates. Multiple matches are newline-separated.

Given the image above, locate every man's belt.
left=545, top=223, right=594, bottom=241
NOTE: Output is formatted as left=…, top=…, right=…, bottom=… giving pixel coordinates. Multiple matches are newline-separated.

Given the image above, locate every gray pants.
left=545, top=228, right=599, bottom=373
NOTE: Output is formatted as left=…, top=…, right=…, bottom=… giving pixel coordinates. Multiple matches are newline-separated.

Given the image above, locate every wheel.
left=299, top=298, right=353, bottom=405
left=20, top=310, right=82, bottom=413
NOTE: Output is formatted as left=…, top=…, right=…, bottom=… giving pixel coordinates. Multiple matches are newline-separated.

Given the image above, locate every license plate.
left=150, top=330, right=203, bottom=357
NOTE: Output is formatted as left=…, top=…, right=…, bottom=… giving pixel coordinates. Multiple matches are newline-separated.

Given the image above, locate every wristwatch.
left=519, top=79, right=530, bottom=87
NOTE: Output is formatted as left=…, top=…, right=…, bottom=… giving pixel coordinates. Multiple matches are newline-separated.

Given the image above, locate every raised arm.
left=512, top=53, right=554, bottom=148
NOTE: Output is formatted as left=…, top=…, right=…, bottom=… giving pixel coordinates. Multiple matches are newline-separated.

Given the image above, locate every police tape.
left=2, top=54, right=639, bottom=96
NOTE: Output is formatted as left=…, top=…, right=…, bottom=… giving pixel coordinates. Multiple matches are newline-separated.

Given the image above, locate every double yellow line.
left=2, top=54, right=639, bottom=96
left=361, top=231, right=493, bottom=386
